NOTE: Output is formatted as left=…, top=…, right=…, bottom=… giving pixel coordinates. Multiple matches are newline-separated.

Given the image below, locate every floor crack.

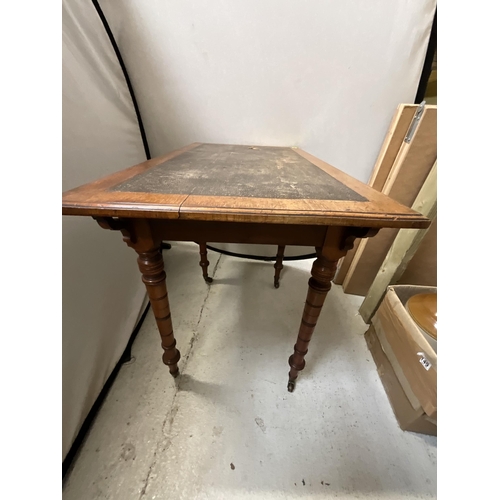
left=197, top=253, right=222, bottom=328
left=137, top=251, right=223, bottom=500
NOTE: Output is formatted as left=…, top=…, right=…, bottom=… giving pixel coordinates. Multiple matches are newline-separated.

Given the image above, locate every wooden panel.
left=343, top=228, right=398, bottom=295
left=381, top=108, right=437, bottom=206
left=399, top=218, right=437, bottom=286
left=334, top=104, right=422, bottom=285
left=342, top=107, right=437, bottom=295
left=368, top=104, right=421, bottom=191
left=359, top=163, right=437, bottom=322
left=61, top=191, right=188, bottom=219
left=178, top=194, right=429, bottom=227
left=150, top=219, right=328, bottom=247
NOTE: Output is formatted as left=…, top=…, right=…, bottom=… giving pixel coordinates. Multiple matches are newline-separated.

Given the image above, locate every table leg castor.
left=287, top=253, right=338, bottom=390
left=273, top=245, right=285, bottom=289
left=198, top=242, right=213, bottom=283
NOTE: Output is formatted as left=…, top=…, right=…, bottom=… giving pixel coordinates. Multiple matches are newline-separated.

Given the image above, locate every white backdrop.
left=100, top=0, right=436, bottom=183
left=62, top=0, right=147, bottom=460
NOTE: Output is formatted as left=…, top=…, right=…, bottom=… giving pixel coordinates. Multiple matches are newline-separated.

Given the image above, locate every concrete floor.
left=63, top=242, right=437, bottom=500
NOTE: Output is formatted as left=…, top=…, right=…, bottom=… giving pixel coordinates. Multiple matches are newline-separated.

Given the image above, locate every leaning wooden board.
left=334, top=104, right=421, bottom=285
left=399, top=217, right=437, bottom=285
left=341, top=105, right=437, bottom=296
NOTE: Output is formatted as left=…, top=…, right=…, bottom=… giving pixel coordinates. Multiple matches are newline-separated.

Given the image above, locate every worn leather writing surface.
left=112, top=144, right=367, bottom=201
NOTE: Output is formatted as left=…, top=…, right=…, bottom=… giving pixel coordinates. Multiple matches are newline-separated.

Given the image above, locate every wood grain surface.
left=62, top=143, right=430, bottom=229
left=343, top=108, right=437, bottom=294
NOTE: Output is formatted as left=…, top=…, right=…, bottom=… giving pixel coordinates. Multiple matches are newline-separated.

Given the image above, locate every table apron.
left=149, top=219, right=327, bottom=247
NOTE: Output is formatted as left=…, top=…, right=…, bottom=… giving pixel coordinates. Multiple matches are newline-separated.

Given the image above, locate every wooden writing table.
left=62, top=143, right=430, bottom=392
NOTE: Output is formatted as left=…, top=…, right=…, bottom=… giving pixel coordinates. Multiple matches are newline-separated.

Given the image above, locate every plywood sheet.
left=399, top=218, right=437, bottom=286
left=342, top=107, right=437, bottom=295
left=334, top=104, right=420, bottom=285
left=368, top=105, right=420, bottom=191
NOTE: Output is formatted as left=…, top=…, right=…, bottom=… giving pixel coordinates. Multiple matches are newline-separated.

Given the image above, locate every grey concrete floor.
left=63, top=242, right=437, bottom=500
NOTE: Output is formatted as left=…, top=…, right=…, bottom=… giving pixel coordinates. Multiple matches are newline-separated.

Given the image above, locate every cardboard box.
left=366, top=285, right=437, bottom=435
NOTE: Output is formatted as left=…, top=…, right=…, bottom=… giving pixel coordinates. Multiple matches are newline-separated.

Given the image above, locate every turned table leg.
left=273, top=245, right=285, bottom=288
left=93, top=217, right=181, bottom=375
left=92, top=219, right=377, bottom=388
left=287, top=253, right=338, bottom=392
left=137, top=247, right=181, bottom=376
left=198, top=242, right=213, bottom=283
